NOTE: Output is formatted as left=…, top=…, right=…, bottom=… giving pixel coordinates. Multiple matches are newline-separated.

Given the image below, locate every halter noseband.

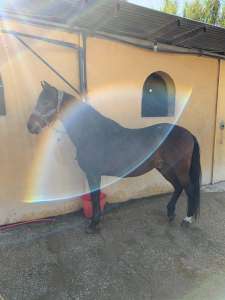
left=33, top=90, right=64, bottom=126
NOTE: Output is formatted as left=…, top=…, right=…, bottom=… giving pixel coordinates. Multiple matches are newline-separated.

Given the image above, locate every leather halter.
left=32, top=90, right=64, bottom=126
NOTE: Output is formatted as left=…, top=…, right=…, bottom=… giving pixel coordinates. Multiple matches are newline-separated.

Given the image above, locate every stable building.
left=0, top=0, right=225, bottom=225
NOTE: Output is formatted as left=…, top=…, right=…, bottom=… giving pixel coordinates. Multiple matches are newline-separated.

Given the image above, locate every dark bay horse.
left=27, top=81, right=201, bottom=233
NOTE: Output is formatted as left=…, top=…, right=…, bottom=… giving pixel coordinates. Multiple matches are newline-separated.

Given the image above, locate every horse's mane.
left=76, top=101, right=123, bottom=129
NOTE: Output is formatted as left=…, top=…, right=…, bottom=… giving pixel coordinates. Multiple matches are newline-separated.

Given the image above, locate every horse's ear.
left=43, top=81, right=52, bottom=88
left=41, top=81, right=45, bottom=89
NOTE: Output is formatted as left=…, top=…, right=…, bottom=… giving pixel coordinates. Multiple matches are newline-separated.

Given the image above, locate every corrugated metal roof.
left=1, top=0, right=225, bottom=56
left=0, top=0, right=86, bottom=24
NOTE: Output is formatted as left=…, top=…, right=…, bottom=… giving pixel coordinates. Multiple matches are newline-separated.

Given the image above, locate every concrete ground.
left=1, top=189, right=225, bottom=300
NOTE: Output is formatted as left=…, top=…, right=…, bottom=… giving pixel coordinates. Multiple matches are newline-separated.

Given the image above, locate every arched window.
left=0, top=76, right=6, bottom=116
left=141, top=71, right=175, bottom=117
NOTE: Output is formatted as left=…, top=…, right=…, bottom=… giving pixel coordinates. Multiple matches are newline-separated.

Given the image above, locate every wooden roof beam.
left=146, top=19, right=181, bottom=41
left=170, top=26, right=206, bottom=45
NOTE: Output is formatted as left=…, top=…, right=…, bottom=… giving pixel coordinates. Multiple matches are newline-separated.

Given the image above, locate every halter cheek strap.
left=33, top=90, right=64, bottom=126
left=57, top=90, right=64, bottom=112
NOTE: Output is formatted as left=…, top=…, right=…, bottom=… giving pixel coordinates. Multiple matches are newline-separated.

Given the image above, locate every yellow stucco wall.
left=0, top=21, right=220, bottom=225
left=0, top=21, right=85, bottom=225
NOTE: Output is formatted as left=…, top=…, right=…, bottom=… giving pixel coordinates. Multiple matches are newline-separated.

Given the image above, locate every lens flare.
left=25, top=84, right=192, bottom=203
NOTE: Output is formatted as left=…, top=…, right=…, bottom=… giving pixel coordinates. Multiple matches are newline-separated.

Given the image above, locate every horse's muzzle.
left=27, top=117, right=42, bottom=134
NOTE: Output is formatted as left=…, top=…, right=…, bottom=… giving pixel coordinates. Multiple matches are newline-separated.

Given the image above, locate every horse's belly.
left=76, top=127, right=164, bottom=177
left=99, top=142, right=158, bottom=177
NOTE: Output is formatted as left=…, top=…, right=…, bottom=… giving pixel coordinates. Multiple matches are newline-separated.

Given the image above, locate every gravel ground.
left=0, top=190, right=225, bottom=300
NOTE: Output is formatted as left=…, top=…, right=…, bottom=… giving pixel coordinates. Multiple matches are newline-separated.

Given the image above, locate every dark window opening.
left=141, top=72, right=175, bottom=117
left=0, top=76, right=6, bottom=116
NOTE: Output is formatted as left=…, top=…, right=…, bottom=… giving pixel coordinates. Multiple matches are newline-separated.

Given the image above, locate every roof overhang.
left=1, top=0, right=225, bottom=59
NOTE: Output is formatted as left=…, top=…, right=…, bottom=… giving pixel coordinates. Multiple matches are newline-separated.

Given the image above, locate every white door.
left=213, top=60, right=225, bottom=183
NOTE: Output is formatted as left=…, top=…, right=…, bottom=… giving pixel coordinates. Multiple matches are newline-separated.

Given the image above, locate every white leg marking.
left=183, top=216, right=192, bottom=223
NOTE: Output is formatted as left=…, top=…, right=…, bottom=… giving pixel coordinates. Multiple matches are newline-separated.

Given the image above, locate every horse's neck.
left=59, top=101, right=101, bottom=144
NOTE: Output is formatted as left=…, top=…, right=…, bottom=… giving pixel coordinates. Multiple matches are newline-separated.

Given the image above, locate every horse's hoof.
left=168, top=214, right=176, bottom=222
left=180, top=220, right=191, bottom=228
left=85, top=223, right=100, bottom=234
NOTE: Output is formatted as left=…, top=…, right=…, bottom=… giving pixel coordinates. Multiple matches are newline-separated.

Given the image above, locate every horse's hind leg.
left=158, top=168, right=183, bottom=221
left=176, top=174, right=196, bottom=226
left=181, top=183, right=196, bottom=226
left=167, top=184, right=183, bottom=222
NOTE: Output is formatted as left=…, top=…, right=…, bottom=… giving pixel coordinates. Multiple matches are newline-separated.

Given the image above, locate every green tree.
left=159, top=0, right=225, bottom=28
left=183, top=0, right=220, bottom=25
left=161, top=0, right=178, bottom=15
left=218, top=4, right=225, bottom=27
left=183, top=0, right=205, bottom=22
left=203, top=0, right=220, bottom=25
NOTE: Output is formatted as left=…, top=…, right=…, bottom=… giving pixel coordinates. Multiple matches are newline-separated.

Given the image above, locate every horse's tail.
left=189, top=136, right=201, bottom=219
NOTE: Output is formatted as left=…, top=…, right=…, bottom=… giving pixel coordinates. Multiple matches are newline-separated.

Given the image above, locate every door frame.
left=1, top=29, right=87, bottom=97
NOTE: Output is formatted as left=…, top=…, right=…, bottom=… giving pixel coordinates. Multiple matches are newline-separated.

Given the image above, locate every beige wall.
left=0, top=21, right=85, bottom=225
left=0, top=23, right=220, bottom=225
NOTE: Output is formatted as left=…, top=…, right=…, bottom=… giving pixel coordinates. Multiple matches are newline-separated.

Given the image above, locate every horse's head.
left=27, top=81, right=73, bottom=134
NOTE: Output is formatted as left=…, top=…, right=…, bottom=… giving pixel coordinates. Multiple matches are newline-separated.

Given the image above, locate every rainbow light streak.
left=25, top=85, right=192, bottom=203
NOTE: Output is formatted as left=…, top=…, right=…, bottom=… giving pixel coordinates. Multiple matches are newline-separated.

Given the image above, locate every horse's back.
left=71, top=105, right=196, bottom=177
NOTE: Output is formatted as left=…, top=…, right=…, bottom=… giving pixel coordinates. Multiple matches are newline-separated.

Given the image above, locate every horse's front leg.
left=86, top=174, right=102, bottom=234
